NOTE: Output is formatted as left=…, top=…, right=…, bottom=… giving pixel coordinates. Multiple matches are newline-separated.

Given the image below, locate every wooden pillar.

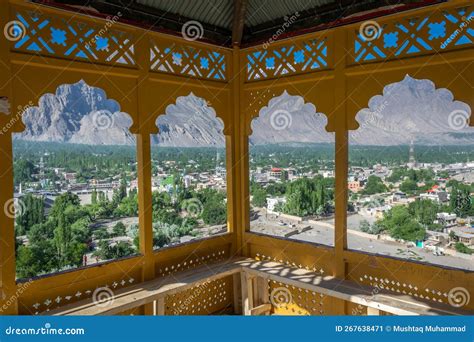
left=134, top=31, right=155, bottom=315
left=136, top=133, right=154, bottom=315
left=240, top=133, right=250, bottom=256
left=333, top=28, right=348, bottom=279
left=332, top=28, right=349, bottom=316
left=155, top=297, right=165, bottom=316
left=233, top=273, right=242, bottom=314
left=240, top=272, right=254, bottom=315
left=0, top=134, right=18, bottom=315
left=231, top=46, right=247, bottom=255
left=225, top=132, right=237, bottom=254
left=256, top=277, right=269, bottom=307
left=367, top=307, right=380, bottom=315
left=0, top=0, right=18, bottom=315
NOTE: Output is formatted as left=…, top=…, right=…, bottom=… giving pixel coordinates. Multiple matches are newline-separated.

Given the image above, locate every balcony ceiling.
left=35, top=0, right=443, bottom=46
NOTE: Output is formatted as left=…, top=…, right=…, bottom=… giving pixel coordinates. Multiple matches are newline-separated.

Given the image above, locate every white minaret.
left=215, top=150, right=220, bottom=176
left=408, top=139, right=416, bottom=169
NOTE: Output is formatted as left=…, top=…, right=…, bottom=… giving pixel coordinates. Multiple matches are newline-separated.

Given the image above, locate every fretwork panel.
left=150, top=40, right=227, bottom=81
left=10, top=9, right=136, bottom=66
left=352, top=5, right=474, bottom=63
left=246, top=37, right=329, bottom=81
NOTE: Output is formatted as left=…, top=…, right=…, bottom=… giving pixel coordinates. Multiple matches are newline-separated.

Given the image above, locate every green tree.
left=91, top=189, right=98, bottom=205
left=15, top=194, right=45, bottom=235
left=54, top=211, right=71, bottom=267
left=455, top=242, right=473, bottom=255
left=408, top=199, right=439, bottom=228
left=360, top=219, right=371, bottom=233
left=251, top=185, right=267, bottom=208
left=13, top=159, right=37, bottom=185
left=400, top=179, right=418, bottom=194
left=450, top=184, right=472, bottom=218
left=379, top=206, right=425, bottom=242
left=202, top=200, right=227, bottom=225
left=362, top=176, right=388, bottom=195
left=283, top=177, right=332, bottom=217
left=113, top=222, right=127, bottom=237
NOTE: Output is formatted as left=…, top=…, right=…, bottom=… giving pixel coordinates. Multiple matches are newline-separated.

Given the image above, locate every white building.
left=435, top=212, right=457, bottom=229
left=267, top=197, right=286, bottom=214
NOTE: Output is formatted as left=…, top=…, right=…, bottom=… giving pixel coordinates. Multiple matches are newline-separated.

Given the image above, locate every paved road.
left=250, top=214, right=473, bottom=271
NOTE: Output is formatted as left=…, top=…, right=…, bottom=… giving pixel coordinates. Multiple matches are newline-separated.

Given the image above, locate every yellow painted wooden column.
left=225, top=133, right=237, bottom=254
left=231, top=46, right=246, bottom=256
left=135, top=33, right=155, bottom=315
left=0, top=134, right=18, bottom=315
left=0, top=0, right=19, bottom=315
left=332, top=28, right=349, bottom=315
left=136, top=133, right=154, bottom=278
left=239, top=133, right=250, bottom=257
left=333, top=28, right=349, bottom=276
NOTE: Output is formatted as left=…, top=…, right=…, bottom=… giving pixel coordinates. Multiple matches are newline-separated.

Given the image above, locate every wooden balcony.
left=0, top=0, right=473, bottom=316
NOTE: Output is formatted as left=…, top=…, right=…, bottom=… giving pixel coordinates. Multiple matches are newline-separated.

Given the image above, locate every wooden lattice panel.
left=357, top=273, right=451, bottom=304
left=268, top=280, right=325, bottom=315
left=165, top=276, right=233, bottom=315
left=156, top=249, right=228, bottom=278
left=352, top=4, right=474, bottom=64
left=150, top=39, right=227, bottom=81
left=346, top=252, right=474, bottom=311
left=348, top=301, right=368, bottom=315
left=246, top=37, right=329, bottom=81
left=10, top=8, right=136, bottom=66
left=27, top=276, right=137, bottom=315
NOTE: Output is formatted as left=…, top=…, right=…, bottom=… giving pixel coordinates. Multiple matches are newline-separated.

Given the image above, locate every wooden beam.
left=155, top=297, right=165, bottom=316
left=240, top=272, right=254, bottom=315
left=250, top=303, right=272, bottom=316
left=256, top=277, right=269, bottom=307
left=231, top=0, right=248, bottom=46
left=367, top=307, right=380, bottom=316
left=233, top=273, right=242, bottom=314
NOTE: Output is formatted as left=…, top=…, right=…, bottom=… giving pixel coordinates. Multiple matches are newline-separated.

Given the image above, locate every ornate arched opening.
left=12, top=80, right=139, bottom=279
left=150, top=93, right=228, bottom=250
left=348, top=75, right=473, bottom=271
left=248, top=91, right=336, bottom=247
